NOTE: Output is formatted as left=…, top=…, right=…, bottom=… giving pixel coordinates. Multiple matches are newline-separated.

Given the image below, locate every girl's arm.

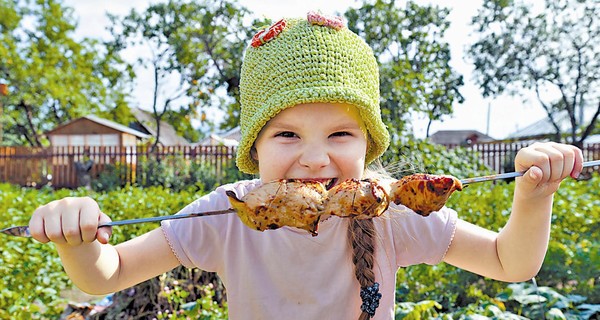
left=29, top=197, right=180, bottom=294
left=443, top=142, right=583, bottom=282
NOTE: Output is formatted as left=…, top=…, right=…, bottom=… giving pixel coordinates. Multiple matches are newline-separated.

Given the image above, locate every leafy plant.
left=1, top=171, right=598, bottom=318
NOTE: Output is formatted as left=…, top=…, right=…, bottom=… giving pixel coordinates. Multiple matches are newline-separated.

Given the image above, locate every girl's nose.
left=298, top=145, right=330, bottom=169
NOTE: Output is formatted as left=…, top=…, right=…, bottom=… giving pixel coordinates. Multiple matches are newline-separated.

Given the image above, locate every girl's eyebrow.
left=331, top=120, right=364, bottom=129
left=330, top=120, right=367, bottom=133
left=266, top=121, right=363, bottom=132
left=263, top=120, right=297, bottom=131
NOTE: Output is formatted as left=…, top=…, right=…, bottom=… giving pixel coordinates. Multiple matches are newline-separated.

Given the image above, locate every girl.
left=29, top=13, right=583, bottom=319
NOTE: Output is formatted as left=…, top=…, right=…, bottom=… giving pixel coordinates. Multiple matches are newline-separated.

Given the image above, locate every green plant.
left=382, top=138, right=493, bottom=178
left=158, top=278, right=227, bottom=320
left=0, top=167, right=598, bottom=318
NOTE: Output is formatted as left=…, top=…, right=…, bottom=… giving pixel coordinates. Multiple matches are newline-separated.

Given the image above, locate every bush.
left=381, top=138, right=493, bottom=178
left=94, top=156, right=254, bottom=193
left=1, top=142, right=598, bottom=318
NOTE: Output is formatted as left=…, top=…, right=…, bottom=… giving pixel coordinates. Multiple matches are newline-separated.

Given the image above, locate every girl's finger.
left=61, top=205, right=83, bottom=246
left=522, top=165, right=543, bottom=185
left=572, top=147, right=584, bottom=178
left=96, top=211, right=113, bottom=244
left=44, top=208, right=67, bottom=245
left=553, top=144, right=577, bottom=180
left=29, top=208, right=50, bottom=243
left=532, top=144, right=565, bottom=182
left=80, top=205, right=101, bottom=243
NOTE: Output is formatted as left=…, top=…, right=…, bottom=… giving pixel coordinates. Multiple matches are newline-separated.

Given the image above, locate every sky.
left=61, top=0, right=548, bottom=140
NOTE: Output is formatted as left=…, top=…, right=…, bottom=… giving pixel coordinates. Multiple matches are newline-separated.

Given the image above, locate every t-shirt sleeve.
left=389, top=204, right=458, bottom=267
left=160, top=180, right=260, bottom=271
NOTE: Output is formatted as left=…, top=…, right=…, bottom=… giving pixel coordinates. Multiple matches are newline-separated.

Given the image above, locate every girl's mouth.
left=290, top=178, right=338, bottom=190
left=315, top=178, right=338, bottom=190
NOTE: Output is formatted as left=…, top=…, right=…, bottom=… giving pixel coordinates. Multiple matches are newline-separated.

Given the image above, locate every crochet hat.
left=236, top=13, right=390, bottom=174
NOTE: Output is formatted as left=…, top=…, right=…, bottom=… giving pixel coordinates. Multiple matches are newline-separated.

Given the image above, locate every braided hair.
left=348, top=218, right=381, bottom=319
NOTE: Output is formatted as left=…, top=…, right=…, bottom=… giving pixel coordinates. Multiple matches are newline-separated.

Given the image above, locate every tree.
left=107, top=0, right=261, bottom=146
left=345, top=0, right=464, bottom=141
left=468, top=0, right=600, bottom=146
left=0, top=0, right=132, bottom=146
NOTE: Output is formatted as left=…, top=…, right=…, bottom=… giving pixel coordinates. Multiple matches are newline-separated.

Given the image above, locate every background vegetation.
left=3, top=0, right=597, bottom=148
left=1, top=144, right=598, bottom=319
left=1, top=0, right=599, bottom=319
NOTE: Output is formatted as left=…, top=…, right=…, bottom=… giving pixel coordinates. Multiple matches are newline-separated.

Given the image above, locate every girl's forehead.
left=273, top=102, right=364, bottom=123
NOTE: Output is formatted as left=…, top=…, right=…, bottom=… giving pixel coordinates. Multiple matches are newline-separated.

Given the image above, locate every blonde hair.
left=347, top=160, right=418, bottom=319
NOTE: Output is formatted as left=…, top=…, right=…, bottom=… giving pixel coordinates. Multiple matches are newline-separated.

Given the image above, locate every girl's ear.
left=251, top=147, right=258, bottom=161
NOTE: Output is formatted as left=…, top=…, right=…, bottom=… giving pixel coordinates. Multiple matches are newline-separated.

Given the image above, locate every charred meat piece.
left=227, top=174, right=462, bottom=235
left=323, top=179, right=390, bottom=220
left=389, top=173, right=463, bottom=216
left=226, top=179, right=327, bottom=236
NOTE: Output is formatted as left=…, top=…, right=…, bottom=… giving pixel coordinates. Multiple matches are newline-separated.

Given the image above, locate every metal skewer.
left=3, top=159, right=600, bottom=238
left=1, top=208, right=234, bottom=238
left=460, top=159, right=600, bottom=185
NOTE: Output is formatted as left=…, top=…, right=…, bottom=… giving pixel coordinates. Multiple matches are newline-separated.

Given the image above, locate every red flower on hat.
left=307, top=11, right=345, bottom=30
left=251, top=19, right=287, bottom=48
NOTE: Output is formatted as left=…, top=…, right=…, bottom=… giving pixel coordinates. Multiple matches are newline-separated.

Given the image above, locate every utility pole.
left=486, top=102, right=491, bottom=136
left=0, top=83, right=6, bottom=145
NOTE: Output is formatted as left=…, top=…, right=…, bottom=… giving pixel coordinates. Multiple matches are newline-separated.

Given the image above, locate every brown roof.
left=129, top=108, right=190, bottom=146
left=45, top=115, right=150, bottom=138
left=429, top=130, right=495, bottom=145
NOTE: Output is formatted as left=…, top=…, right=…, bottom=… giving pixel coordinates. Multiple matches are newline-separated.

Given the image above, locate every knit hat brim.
left=236, top=86, right=389, bottom=174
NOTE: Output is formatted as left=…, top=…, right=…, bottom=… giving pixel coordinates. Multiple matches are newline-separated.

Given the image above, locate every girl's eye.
left=275, top=131, right=297, bottom=138
left=330, top=131, right=351, bottom=137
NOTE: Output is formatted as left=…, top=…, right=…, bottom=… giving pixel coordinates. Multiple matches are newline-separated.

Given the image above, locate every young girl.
left=29, top=13, right=583, bottom=320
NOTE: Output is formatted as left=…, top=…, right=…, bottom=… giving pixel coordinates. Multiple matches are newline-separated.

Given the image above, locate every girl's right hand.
left=29, top=197, right=112, bottom=246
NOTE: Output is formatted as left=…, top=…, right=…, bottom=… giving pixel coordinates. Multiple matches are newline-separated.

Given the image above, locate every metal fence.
left=2, top=142, right=599, bottom=189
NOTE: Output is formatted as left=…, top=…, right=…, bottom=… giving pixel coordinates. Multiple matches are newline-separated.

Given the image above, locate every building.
left=507, top=109, right=600, bottom=143
left=129, top=107, right=190, bottom=146
left=429, top=130, right=495, bottom=145
left=45, top=115, right=150, bottom=147
left=197, top=126, right=240, bottom=146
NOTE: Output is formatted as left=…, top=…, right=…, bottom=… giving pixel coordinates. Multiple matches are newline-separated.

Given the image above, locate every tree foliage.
left=468, top=0, right=600, bottom=146
left=345, top=0, right=464, bottom=142
left=0, top=0, right=132, bottom=146
left=106, top=0, right=263, bottom=144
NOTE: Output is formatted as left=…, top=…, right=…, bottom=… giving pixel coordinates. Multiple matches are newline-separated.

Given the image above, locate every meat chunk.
left=389, top=173, right=463, bottom=216
left=226, top=179, right=327, bottom=235
left=323, top=179, right=389, bottom=220
left=226, top=173, right=463, bottom=235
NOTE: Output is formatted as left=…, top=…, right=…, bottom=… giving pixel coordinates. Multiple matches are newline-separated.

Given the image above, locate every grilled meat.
left=389, top=173, right=463, bottom=217
left=226, top=174, right=462, bottom=235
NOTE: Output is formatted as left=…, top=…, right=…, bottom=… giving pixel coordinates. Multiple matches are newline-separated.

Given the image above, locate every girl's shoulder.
left=213, top=178, right=262, bottom=197
left=381, top=204, right=458, bottom=266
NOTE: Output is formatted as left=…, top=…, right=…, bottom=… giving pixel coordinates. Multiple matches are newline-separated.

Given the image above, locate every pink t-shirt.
left=161, top=179, right=457, bottom=319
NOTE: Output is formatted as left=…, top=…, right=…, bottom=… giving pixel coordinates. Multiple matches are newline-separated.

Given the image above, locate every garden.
left=0, top=143, right=598, bottom=319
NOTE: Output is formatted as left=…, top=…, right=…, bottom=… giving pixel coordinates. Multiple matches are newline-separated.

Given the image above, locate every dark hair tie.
left=360, top=282, right=382, bottom=318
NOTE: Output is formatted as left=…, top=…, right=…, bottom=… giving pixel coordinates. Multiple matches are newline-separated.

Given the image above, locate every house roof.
left=46, top=115, right=150, bottom=139
left=508, top=108, right=599, bottom=140
left=197, top=126, right=241, bottom=146
left=429, top=130, right=495, bottom=145
left=129, top=107, right=190, bottom=146
left=584, top=134, right=600, bottom=144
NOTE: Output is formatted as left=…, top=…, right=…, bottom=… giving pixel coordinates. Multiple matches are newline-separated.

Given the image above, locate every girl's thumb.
left=522, top=166, right=543, bottom=185
left=97, top=212, right=113, bottom=244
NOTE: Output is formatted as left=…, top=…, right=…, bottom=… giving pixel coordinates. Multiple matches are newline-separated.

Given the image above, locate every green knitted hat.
left=236, top=13, right=390, bottom=174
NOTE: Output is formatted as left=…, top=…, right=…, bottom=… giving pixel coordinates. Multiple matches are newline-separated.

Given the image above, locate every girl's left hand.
left=513, top=142, right=583, bottom=199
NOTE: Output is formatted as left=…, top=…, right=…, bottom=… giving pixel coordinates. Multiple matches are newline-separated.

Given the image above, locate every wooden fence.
left=0, top=145, right=237, bottom=188
left=1, top=142, right=600, bottom=189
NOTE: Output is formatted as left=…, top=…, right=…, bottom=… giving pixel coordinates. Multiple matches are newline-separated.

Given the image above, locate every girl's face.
left=253, top=103, right=368, bottom=187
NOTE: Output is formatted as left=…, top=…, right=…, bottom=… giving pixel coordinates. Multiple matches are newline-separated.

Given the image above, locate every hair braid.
left=348, top=218, right=378, bottom=319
